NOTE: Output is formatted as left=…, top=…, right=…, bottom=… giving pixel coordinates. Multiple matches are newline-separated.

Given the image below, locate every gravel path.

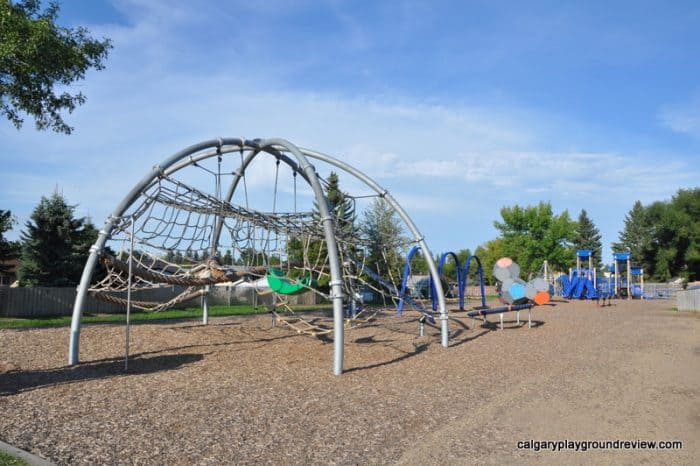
left=1, top=299, right=698, bottom=465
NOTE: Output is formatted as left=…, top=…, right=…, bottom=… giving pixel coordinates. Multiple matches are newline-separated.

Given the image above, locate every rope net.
left=89, top=145, right=421, bottom=334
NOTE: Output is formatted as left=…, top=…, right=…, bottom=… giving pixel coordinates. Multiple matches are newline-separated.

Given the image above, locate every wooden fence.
left=0, top=285, right=324, bottom=318
left=0, top=283, right=493, bottom=318
left=677, top=288, right=700, bottom=311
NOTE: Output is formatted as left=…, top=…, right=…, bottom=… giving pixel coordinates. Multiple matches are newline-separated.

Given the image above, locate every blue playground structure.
left=559, top=249, right=600, bottom=300
left=557, top=250, right=647, bottom=301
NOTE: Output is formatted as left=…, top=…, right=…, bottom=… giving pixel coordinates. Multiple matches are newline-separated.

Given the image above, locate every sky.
left=1, top=0, right=699, bottom=263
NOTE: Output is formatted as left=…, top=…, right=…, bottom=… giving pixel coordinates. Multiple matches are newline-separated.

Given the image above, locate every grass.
left=0, top=304, right=332, bottom=330
left=0, top=451, right=28, bottom=466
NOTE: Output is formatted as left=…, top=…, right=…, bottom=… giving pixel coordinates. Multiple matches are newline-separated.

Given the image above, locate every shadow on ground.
left=0, top=353, right=203, bottom=396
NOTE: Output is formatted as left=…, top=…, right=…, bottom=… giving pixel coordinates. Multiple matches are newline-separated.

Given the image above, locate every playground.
left=2, top=138, right=698, bottom=464
left=1, top=298, right=698, bottom=464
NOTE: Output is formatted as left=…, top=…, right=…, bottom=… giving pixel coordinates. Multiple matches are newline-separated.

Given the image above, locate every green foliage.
left=17, top=192, right=97, bottom=286
left=0, top=209, right=20, bottom=273
left=611, top=200, right=649, bottom=262
left=222, top=249, right=233, bottom=265
left=406, top=250, right=429, bottom=275
left=0, top=0, right=112, bottom=133
left=289, top=172, right=359, bottom=283
left=474, top=239, right=507, bottom=285
left=492, top=201, right=576, bottom=279
left=614, top=188, right=700, bottom=281
left=439, top=248, right=471, bottom=282
left=325, top=172, right=358, bottom=241
left=239, top=247, right=267, bottom=266
left=360, top=197, right=406, bottom=280
left=573, top=209, right=603, bottom=269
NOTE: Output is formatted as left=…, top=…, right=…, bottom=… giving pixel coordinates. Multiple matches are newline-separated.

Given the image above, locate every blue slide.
left=573, top=275, right=586, bottom=298
left=583, top=278, right=598, bottom=299
left=563, top=275, right=582, bottom=298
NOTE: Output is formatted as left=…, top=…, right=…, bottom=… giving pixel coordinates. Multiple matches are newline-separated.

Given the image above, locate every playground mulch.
left=0, top=299, right=698, bottom=465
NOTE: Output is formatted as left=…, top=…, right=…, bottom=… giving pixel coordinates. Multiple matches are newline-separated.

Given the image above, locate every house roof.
left=0, top=258, right=20, bottom=274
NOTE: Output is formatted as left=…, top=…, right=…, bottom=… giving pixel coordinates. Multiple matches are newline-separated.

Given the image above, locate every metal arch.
left=462, top=255, right=487, bottom=310
left=68, top=138, right=348, bottom=374
left=69, top=138, right=239, bottom=366
left=432, top=251, right=462, bottom=311
left=293, top=146, right=449, bottom=348
left=210, top=143, right=312, bottom=255
left=253, top=138, right=346, bottom=375
left=69, top=137, right=449, bottom=370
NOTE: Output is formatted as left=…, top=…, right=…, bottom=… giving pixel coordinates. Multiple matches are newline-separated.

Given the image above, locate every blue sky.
left=1, top=0, right=699, bottom=264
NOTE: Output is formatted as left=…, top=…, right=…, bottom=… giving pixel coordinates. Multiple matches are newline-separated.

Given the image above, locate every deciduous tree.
left=493, top=201, right=576, bottom=278
left=1, top=0, right=112, bottom=133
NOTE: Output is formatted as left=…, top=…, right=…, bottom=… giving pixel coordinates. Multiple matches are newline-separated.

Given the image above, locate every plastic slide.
left=572, top=276, right=586, bottom=298
left=563, top=275, right=579, bottom=298
left=584, top=278, right=597, bottom=299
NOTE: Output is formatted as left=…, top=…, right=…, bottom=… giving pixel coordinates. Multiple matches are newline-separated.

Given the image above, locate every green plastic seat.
left=266, top=268, right=317, bottom=295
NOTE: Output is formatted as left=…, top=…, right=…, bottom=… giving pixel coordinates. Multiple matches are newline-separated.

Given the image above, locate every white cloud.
left=2, top=0, right=698, bottom=259
left=659, top=95, right=700, bottom=139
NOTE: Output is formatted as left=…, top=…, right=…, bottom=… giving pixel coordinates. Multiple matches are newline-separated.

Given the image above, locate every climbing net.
left=88, top=141, right=425, bottom=335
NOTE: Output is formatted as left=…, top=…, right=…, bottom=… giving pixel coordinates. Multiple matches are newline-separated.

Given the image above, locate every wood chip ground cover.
left=0, top=299, right=698, bottom=465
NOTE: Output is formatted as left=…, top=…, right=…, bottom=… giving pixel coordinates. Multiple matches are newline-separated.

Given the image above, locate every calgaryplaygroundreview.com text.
left=517, top=439, right=683, bottom=452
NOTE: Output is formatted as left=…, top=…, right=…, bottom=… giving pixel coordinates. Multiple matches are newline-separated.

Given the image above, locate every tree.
left=325, top=172, right=358, bottom=241
left=474, top=239, right=507, bottom=285
left=360, top=197, right=407, bottom=281
left=18, top=192, right=97, bottom=286
left=222, top=249, right=233, bottom=266
left=670, top=188, right=700, bottom=281
left=439, top=248, right=471, bottom=282
left=612, top=200, right=650, bottom=263
left=573, top=209, right=603, bottom=270
left=493, top=201, right=576, bottom=278
left=613, top=189, right=700, bottom=281
left=0, top=209, right=20, bottom=273
left=1, top=0, right=112, bottom=133
left=289, top=171, right=359, bottom=280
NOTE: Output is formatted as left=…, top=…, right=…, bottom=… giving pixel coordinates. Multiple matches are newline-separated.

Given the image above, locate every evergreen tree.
left=612, top=189, right=700, bottom=281
left=222, top=249, right=233, bottom=265
left=164, top=249, right=176, bottom=263
left=290, top=171, right=358, bottom=280
left=612, top=200, right=651, bottom=265
left=18, top=192, right=97, bottom=286
left=360, top=197, right=406, bottom=280
left=325, top=172, right=358, bottom=241
left=573, top=209, right=603, bottom=269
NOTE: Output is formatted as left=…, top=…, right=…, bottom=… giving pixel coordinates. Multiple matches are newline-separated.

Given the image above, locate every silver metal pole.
left=202, top=285, right=209, bottom=325
left=125, top=218, right=135, bottom=372
left=259, top=139, right=345, bottom=375
left=299, top=147, right=448, bottom=348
